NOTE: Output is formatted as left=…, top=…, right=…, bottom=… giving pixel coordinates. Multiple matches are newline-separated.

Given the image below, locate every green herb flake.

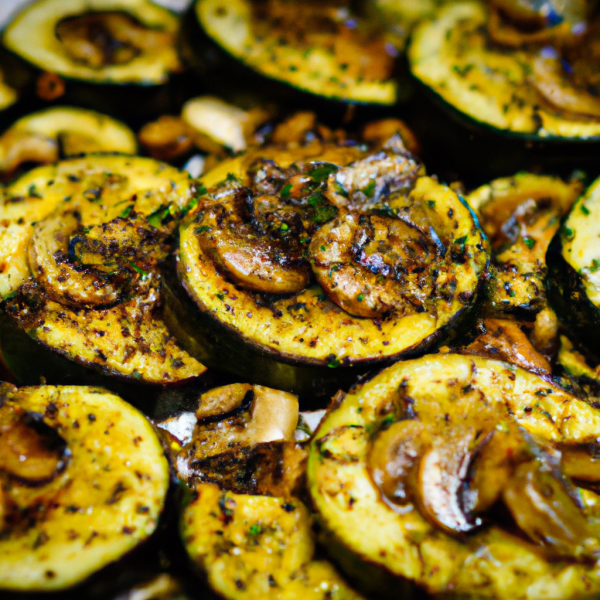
left=357, top=294, right=364, bottom=302
left=195, top=225, right=211, bottom=234
left=308, top=163, right=338, bottom=183
left=327, top=357, right=341, bottom=368
left=280, top=223, right=289, bottom=232
left=363, top=180, right=376, bottom=198
left=248, top=524, right=262, bottom=536
left=280, top=184, right=293, bottom=198
left=523, top=237, right=535, bottom=249
left=581, top=204, right=591, bottom=215
left=591, top=259, right=600, bottom=273
left=427, top=200, right=436, bottom=208
left=226, top=173, right=239, bottom=184
left=320, top=245, right=326, bottom=252
left=454, top=235, right=468, bottom=246
left=120, top=205, right=134, bottom=218
left=28, top=184, right=42, bottom=198
left=127, top=261, right=149, bottom=279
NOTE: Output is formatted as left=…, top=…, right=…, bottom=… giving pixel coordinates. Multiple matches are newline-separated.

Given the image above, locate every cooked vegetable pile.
left=0, top=1, right=599, bottom=599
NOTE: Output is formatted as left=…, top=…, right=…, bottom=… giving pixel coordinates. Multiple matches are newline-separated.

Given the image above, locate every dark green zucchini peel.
left=547, top=175, right=600, bottom=353
left=193, top=0, right=401, bottom=107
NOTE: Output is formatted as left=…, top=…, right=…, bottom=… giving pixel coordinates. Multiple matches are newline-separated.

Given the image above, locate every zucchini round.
left=0, top=155, right=206, bottom=389
left=182, top=483, right=364, bottom=600
left=467, top=172, right=582, bottom=319
left=0, top=106, right=137, bottom=178
left=308, top=353, right=600, bottom=599
left=186, top=0, right=406, bottom=117
left=170, top=141, right=488, bottom=398
left=547, top=175, right=600, bottom=353
left=2, top=0, right=185, bottom=123
left=408, top=1, right=600, bottom=140
left=0, top=382, right=169, bottom=591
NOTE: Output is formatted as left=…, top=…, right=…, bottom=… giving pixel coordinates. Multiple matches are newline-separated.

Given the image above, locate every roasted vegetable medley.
left=0, top=0, right=600, bottom=599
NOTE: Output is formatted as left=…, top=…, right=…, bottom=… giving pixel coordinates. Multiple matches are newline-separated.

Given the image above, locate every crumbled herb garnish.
left=308, top=163, right=337, bottom=183
left=195, top=225, right=211, bottom=234
left=120, top=205, right=133, bottom=218
left=226, top=173, right=239, bottom=183
left=280, top=184, right=292, bottom=198
left=357, top=294, right=364, bottom=302
left=363, top=180, right=376, bottom=198
left=581, top=204, right=591, bottom=215
left=181, top=197, right=198, bottom=216
left=28, top=184, right=42, bottom=198
left=523, top=236, right=535, bottom=249
left=280, top=223, right=289, bottom=231
left=327, top=357, right=341, bottom=368
left=427, top=200, right=436, bottom=207
left=128, top=261, right=149, bottom=279
left=320, top=245, right=326, bottom=252
left=591, top=259, right=600, bottom=273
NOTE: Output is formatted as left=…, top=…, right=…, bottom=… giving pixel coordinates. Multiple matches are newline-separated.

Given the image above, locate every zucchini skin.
left=546, top=232, right=600, bottom=354
left=181, top=7, right=407, bottom=125
left=0, top=309, right=212, bottom=413
left=402, top=85, right=600, bottom=187
left=165, top=255, right=483, bottom=402
left=163, top=263, right=363, bottom=403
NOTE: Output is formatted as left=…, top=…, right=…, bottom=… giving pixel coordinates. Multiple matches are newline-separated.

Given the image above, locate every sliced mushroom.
left=502, top=460, right=600, bottom=561
left=368, top=419, right=425, bottom=508
left=462, top=423, right=529, bottom=514
left=56, top=12, right=174, bottom=68
left=0, top=402, right=67, bottom=485
left=196, top=190, right=310, bottom=294
left=29, top=208, right=164, bottom=307
left=309, top=212, right=439, bottom=318
left=324, top=135, right=421, bottom=211
left=533, top=53, right=600, bottom=119
left=416, top=428, right=482, bottom=535
left=460, top=319, right=552, bottom=376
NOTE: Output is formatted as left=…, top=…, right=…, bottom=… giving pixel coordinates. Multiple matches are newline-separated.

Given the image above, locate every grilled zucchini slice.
left=192, top=0, right=400, bottom=107
left=0, top=383, right=169, bottom=591
left=182, top=484, right=364, bottom=600
left=0, top=155, right=205, bottom=388
left=408, top=1, right=600, bottom=140
left=3, top=0, right=183, bottom=122
left=308, top=353, right=600, bottom=599
left=467, top=172, right=582, bottom=318
left=176, top=383, right=365, bottom=600
left=547, top=175, right=600, bottom=353
left=169, top=140, right=488, bottom=398
left=0, top=106, right=137, bottom=178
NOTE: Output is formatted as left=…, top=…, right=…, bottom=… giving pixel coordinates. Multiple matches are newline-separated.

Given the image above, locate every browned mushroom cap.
left=368, top=419, right=426, bottom=508
left=416, top=428, right=483, bottom=535
left=56, top=12, right=175, bottom=69
left=196, top=192, right=310, bottom=294
left=503, top=461, right=600, bottom=561
left=323, top=135, right=420, bottom=212
left=29, top=207, right=164, bottom=308
left=0, top=402, right=67, bottom=485
left=309, top=212, right=439, bottom=318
